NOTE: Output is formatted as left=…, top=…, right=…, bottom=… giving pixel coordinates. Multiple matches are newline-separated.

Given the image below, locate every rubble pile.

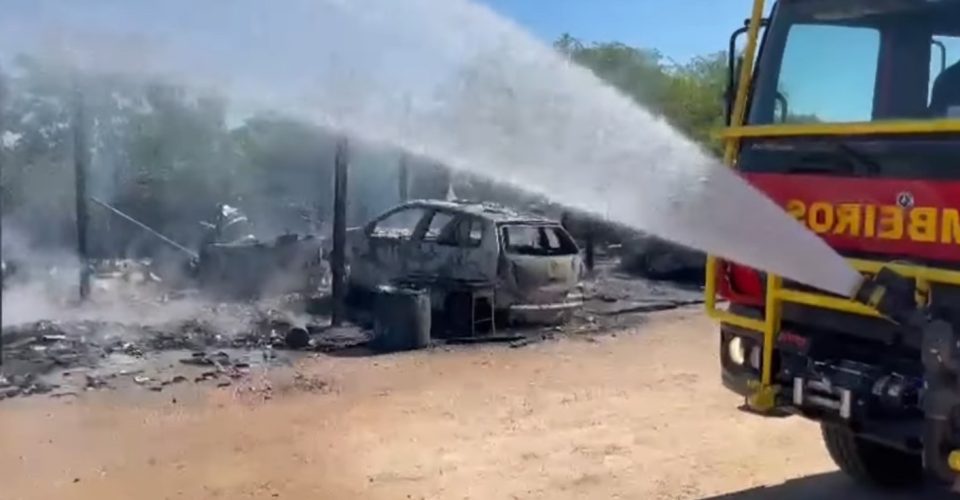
left=0, top=297, right=370, bottom=401
left=0, top=373, right=58, bottom=400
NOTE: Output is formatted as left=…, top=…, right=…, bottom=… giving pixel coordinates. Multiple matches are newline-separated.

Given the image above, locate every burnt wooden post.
left=73, top=83, right=91, bottom=300
left=584, top=229, right=596, bottom=272
left=398, top=153, right=409, bottom=203
left=331, top=137, right=350, bottom=326
left=0, top=65, right=6, bottom=364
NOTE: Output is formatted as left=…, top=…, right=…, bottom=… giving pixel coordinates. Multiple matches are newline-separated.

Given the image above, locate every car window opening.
left=501, top=224, right=578, bottom=256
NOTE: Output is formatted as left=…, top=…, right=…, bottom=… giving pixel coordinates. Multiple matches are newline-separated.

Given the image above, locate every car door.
left=405, top=209, right=458, bottom=279
left=422, top=214, right=497, bottom=284
left=350, top=206, right=429, bottom=289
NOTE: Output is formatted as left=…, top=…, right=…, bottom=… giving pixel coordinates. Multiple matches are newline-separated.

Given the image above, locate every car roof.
left=395, top=199, right=559, bottom=224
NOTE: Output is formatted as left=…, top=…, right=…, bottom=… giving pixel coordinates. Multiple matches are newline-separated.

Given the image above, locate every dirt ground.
left=0, top=309, right=948, bottom=500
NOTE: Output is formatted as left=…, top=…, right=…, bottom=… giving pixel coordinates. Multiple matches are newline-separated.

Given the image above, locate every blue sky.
left=481, top=0, right=762, bottom=62
left=3, top=0, right=761, bottom=64
left=482, top=1, right=960, bottom=122
left=3, top=0, right=956, bottom=123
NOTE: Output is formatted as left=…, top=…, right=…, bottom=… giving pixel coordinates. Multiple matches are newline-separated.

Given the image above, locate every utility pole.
left=73, top=83, right=91, bottom=300
left=331, top=137, right=349, bottom=326
left=399, top=93, right=411, bottom=204
left=398, top=153, right=409, bottom=203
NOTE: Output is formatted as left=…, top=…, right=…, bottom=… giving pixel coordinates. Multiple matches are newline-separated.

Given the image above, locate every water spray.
left=1, top=0, right=862, bottom=297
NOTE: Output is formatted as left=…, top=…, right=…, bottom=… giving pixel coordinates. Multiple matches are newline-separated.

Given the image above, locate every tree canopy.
left=555, top=34, right=728, bottom=155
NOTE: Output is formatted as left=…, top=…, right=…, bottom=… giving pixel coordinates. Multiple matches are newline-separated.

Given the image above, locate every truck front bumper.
left=719, top=320, right=925, bottom=449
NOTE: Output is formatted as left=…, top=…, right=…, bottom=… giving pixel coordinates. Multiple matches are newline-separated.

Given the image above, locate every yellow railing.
left=721, top=119, right=960, bottom=139
left=705, top=256, right=960, bottom=411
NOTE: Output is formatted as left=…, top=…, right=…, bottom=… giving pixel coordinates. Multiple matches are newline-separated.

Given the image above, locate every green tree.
left=662, top=52, right=727, bottom=154
left=230, top=114, right=337, bottom=233
left=1, top=55, right=241, bottom=252
left=558, top=38, right=672, bottom=113
left=1, top=55, right=79, bottom=247
left=555, top=36, right=727, bottom=155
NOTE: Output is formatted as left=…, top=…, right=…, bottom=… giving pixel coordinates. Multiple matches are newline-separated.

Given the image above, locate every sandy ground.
left=0, top=309, right=948, bottom=499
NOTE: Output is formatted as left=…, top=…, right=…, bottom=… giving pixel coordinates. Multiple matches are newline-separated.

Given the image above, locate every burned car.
left=618, top=233, right=705, bottom=283
left=346, top=200, right=585, bottom=324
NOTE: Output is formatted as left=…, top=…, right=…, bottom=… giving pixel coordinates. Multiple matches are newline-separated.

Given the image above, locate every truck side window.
left=773, top=24, right=880, bottom=123
left=930, top=35, right=960, bottom=109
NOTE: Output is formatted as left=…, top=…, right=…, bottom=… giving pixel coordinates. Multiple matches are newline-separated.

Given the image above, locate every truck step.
left=736, top=403, right=791, bottom=418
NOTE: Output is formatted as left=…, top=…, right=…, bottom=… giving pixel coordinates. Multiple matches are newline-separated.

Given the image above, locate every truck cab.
left=709, top=0, right=960, bottom=489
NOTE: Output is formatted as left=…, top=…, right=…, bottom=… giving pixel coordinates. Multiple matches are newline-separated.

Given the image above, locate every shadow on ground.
left=703, top=472, right=955, bottom=500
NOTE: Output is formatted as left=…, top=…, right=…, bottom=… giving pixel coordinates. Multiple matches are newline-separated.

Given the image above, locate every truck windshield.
left=749, top=0, right=960, bottom=125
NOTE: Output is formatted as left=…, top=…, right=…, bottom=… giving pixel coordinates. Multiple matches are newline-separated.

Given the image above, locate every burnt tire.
left=821, top=423, right=923, bottom=489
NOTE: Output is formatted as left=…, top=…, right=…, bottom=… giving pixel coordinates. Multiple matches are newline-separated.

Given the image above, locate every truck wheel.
left=821, top=423, right=923, bottom=489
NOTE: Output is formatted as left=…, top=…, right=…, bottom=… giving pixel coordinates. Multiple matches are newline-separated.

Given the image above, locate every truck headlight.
left=728, top=336, right=747, bottom=366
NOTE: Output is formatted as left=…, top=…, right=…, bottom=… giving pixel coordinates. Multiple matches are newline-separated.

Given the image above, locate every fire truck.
left=708, top=0, right=960, bottom=489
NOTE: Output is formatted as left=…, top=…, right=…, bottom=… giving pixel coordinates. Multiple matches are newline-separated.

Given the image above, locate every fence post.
left=398, top=153, right=409, bottom=203
left=331, top=137, right=350, bottom=326
left=73, top=82, right=91, bottom=300
left=0, top=65, right=7, bottom=364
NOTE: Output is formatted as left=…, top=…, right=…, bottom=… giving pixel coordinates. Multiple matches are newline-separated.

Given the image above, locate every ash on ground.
left=0, top=284, right=369, bottom=401
left=0, top=255, right=701, bottom=402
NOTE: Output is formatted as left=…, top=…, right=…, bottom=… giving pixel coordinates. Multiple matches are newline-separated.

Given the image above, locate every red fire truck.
left=708, top=0, right=960, bottom=489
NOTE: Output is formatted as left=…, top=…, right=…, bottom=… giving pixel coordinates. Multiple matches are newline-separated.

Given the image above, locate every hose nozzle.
left=853, top=267, right=921, bottom=325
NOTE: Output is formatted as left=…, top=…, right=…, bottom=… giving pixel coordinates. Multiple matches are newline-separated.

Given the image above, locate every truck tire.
left=821, top=423, right=923, bottom=489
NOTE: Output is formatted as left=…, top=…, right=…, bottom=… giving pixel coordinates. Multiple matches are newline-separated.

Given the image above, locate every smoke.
left=1, top=222, right=82, bottom=326
left=0, top=243, right=311, bottom=336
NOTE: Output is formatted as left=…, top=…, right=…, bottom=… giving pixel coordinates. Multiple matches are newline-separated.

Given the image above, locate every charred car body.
left=346, top=200, right=585, bottom=325
left=87, top=200, right=326, bottom=299
left=194, top=204, right=326, bottom=299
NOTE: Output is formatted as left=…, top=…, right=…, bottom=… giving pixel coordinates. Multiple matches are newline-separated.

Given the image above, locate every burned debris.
left=1, top=114, right=704, bottom=405
left=89, top=199, right=329, bottom=300
left=0, top=192, right=704, bottom=403
left=557, top=208, right=706, bottom=284
left=0, top=295, right=370, bottom=399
